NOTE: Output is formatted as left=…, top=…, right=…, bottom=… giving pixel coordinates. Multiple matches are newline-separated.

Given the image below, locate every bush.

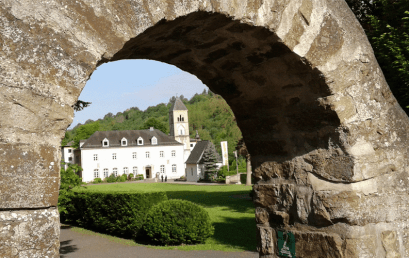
left=65, top=191, right=168, bottom=238
left=135, top=174, right=144, bottom=181
left=119, top=174, right=127, bottom=182
left=106, top=173, right=117, bottom=183
left=93, top=178, right=102, bottom=184
left=142, top=199, right=214, bottom=245
left=240, top=174, right=255, bottom=185
left=128, top=173, right=134, bottom=180
left=218, top=165, right=237, bottom=178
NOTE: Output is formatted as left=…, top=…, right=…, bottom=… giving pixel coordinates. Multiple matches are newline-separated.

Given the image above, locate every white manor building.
left=62, top=97, right=198, bottom=182
left=61, top=97, right=225, bottom=182
left=78, top=128, right=185, bottom=182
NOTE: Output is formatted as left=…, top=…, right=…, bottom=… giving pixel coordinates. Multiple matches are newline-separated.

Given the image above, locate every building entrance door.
left=146, top=168, right=151, bottom=178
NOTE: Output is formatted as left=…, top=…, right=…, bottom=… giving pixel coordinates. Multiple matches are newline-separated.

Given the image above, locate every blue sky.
left=69, top=60, right=207, bottom=129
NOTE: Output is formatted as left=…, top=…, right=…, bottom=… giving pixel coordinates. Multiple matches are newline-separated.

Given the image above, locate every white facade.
left=81, top=144, right=185, bottom=182
left=186, top=163, right=204, bottom=182
left=61, top=145, right=76, bottom=169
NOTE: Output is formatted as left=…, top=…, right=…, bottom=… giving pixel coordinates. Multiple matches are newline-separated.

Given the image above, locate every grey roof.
left=169, top=97, right=188, bottom=111
left=81, top=129, right=183, bottom=149
left=186, top=141, right=222, bottom=164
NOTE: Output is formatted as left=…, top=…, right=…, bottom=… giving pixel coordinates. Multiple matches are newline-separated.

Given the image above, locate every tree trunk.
left=246, top=154, right=251, bottom=186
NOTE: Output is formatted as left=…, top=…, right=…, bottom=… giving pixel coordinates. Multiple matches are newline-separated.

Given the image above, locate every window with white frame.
left=121, top=137, right=127, bottom=146
left=137, top=137, right=144, bottom=145
left=172, top=164, right=177, bottom=173
left=94, top=169, right=99, bottom=178
left=68, top=157, right=73, bottom=162
left=160, top=151, right=164, bottom=158
left=132, top=152, right=137, bottom=159
left=113, top=168, right=118, bottom=177
left=146, top=151, right=150, bottom=158
left=160, top=165, right=165, bottom=173
left=133, top=166, right=137, bottom=174
left=151, top=137, right=157, bottom=145
left=112, top=153, right=117, bottom=160
left=93, top=154, right=98, bottom=161
left=123, top=167, right=128, bottom=174
left=102, top=138, right=109, bottom=147
left=68, top=149, right=72, bottom=153
left=103, top=168, right=109, bottom=178
left=171, top=150, right=176, bottom=157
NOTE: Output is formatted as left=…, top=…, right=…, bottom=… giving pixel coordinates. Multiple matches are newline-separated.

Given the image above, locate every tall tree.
left=59, top=163, right=83, bottom=218
left=201, top=142, right=219, bottom=180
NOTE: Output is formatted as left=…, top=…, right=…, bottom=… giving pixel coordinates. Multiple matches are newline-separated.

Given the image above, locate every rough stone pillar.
left=1, top=0, right=408, bottom=257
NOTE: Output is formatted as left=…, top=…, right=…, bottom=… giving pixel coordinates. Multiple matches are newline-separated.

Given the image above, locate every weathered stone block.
left=381, top=231, right=401, bottom=258
left=293, top=231, right=343, bottom=258
left=257, top=226, right=275, bottom=255
left=0, top=144, right=59, bottom=208
left=0, top=208, right=59, bottom=258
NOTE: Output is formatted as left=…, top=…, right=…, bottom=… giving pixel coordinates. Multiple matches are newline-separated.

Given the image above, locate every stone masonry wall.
left=0, top=0, right=408, bottom=257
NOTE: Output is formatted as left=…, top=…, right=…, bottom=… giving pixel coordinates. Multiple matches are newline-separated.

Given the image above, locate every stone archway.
left=1, top=1, right=408, bottom=257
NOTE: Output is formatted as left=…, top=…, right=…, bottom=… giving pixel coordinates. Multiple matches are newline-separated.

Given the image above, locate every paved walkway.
left=60, top=226, right=259, bottom=258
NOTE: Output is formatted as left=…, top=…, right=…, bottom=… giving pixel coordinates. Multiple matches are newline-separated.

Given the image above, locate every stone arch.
left=1, top=1, right=408, bottom=257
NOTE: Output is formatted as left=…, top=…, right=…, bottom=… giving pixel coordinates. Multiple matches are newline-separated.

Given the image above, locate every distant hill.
left=63, top=91, right=242, bottom=164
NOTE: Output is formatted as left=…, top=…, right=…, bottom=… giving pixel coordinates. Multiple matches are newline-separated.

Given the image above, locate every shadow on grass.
left=212, top=216, right=257, bottom=251
left=60, top=239, right=78, bottom=257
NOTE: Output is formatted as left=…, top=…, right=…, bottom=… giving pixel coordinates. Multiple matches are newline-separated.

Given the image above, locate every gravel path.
left=60, top=226, right=259, bottom=258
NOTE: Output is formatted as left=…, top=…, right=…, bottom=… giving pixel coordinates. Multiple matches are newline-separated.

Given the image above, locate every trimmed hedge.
left=142, top=199, right=214, bottom=245
left=64, top=191, right=168, bottom=238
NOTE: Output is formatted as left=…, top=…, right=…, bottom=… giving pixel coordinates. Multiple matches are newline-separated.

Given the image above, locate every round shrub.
left=93, top=178, right=102, bottom=184
left=142, top=199, right=214, bottom=245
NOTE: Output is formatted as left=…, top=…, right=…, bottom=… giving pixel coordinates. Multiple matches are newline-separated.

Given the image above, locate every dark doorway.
left=145, top=168, right=151, bottom=179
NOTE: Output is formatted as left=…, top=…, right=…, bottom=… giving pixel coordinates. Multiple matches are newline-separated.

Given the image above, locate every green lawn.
left=72, top=183, right=256, bottom=252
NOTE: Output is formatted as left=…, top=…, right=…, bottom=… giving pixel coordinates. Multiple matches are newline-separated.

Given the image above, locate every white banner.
left=221, top=141, right=229, bottom=167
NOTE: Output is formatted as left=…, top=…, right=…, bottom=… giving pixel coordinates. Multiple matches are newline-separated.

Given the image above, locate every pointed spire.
left=170, top=96, right=188, bottom=111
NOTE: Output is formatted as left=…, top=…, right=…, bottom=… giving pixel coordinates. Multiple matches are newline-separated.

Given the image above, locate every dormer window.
left=137, top=137, right=144, bottom=145
left=121, top=137, right=128, bottom=146
left=102, top=138, right=109, bottom=147
left=151, top=136, right=157, bottom=145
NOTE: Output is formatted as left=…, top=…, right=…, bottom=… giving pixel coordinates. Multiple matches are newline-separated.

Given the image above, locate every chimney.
left=150, top=127, right=154, bottom=131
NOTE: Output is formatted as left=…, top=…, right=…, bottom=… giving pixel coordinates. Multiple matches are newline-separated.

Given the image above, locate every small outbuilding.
left=185, top=140, right=223, bottom=182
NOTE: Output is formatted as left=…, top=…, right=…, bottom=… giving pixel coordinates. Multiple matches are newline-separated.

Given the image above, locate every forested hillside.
left=62, top=91, right=242, bottom=163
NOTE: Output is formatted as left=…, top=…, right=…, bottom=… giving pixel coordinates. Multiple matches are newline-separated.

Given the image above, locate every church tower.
left=169, top=97, right=191, bottom=161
